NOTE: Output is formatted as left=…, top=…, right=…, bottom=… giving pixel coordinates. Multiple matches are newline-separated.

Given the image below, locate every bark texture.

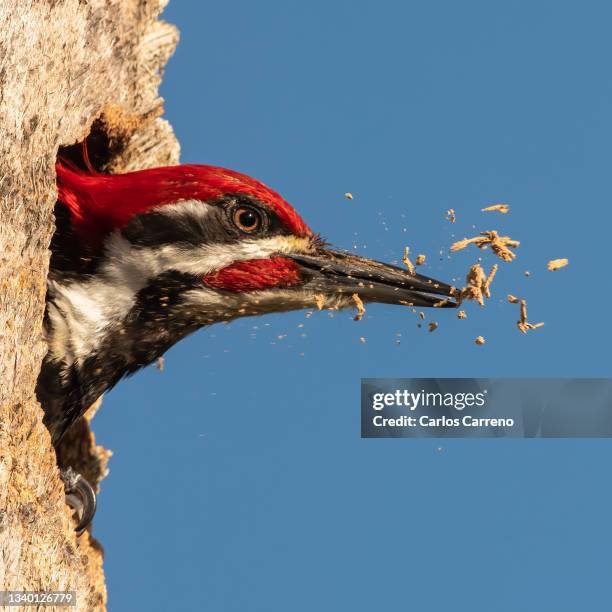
left=0, top=1, right=179, bottom=609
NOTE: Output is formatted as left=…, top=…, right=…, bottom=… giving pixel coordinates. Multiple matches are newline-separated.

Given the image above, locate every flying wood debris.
left=419, top=311, right=426, bottom=320
left=451, top=230, right=520, bottom=262
left=465, top=263, right=487, bottom=305
left=433, top=299, right=451, bottom=308
left=359, top=336, right=366, bottom=344
left=457, top=310, right=467, bottom=319
left=428, top=322, right=439, bottom=332
left=475, top=336, right=486, bottom=345
left=446, top=208, right=456, bottom=223
left=344, top=192, right=354, bottom=200
left=547, top=258, right=569, bottom=271
left=402, top=246, right=416, bottom=275
left=156, top=357, right=164, bottom=371
left=481, top=204, right=510, bottom=214
left=352, top=293, right=366, bottom=321
left=458, top=262, right=496, bottom=306
left=507, top=294, right=519, bottom=304
left=516, top=298, right=544, bottom=334
left=415, top=254, right=426, bottom=266
left=483, top=264, right=498, bottom=298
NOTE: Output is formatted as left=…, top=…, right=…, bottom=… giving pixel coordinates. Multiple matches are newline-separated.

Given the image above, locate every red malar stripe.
left=203, top=257, right=302, bottom=292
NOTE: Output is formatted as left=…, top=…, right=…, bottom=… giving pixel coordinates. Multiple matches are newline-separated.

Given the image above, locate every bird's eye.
left=232, top=206, right=262, bottom=233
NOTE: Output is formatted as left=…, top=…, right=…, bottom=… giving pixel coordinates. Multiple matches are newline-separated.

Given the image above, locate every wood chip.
left=433, top=299, right=451, bottom=308
left=459, top=262, right=487, bottom=306
left=524, top=271, right=530, bottom=277
left=516, top=298, right=544, bottom=334
left=314, top=294, right=325, bottom=310
left=156, top=357, right=164, bottom=371
left=456, top=261, right=498, bottom=305
left=428, top=322, right=439, bottom=332
left=519, top=299, right=527, bottom=323
left=352, top=293, right=365, bottom=321
left=451, top=230, right=520, bottom=262
left=457, top=310, right=467, bottom=319
left=481, top=204, right=509, bottom=214
left=402, top=246, right=415, bottom=275
left=483, top=264, right=498, bottom=298
left=547, top=258, right=568, bottom=271
left=446, top=208, right=456, bottom=223
left=475, top=336, right=486, bottom=345
left=418, top=311, right=426, bottom=320
left=507, top=294, right=519, bottom=303
left=359, top=336, right=366, bottom=344
left=344, top=192, right=354, bottom=200
left=415, top=254, right=426, bottom=266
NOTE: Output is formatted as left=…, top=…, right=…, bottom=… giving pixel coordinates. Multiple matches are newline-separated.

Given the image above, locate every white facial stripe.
left=103, top=232, right=312, bottom=278
left=157, top=199, right=213, bottom=217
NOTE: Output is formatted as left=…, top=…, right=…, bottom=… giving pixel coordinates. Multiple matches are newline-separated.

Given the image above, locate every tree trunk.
left=0, top=1, right=179, bottom=609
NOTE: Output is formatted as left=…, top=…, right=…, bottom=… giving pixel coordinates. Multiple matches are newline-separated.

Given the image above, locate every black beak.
left=290, top=248, right=457, bottom=308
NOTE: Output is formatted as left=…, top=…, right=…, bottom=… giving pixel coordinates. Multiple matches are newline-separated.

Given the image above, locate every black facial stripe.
left=121, top=194, right=294, bottom=248
left=122, top=206, right=237, bottom=247
left=132, top=270, right=202, bottom=317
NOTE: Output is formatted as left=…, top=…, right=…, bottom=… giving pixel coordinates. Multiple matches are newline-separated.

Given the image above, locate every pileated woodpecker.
left=38, top=159, right=456, bottom=531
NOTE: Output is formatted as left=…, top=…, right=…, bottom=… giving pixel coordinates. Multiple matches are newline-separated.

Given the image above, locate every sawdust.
left=352, top=293, right=365, bottom=321
left=547, top=258, right=569, bottom=271
left=481, top=204, right=510, bottom=214
left=516, top=298, right=544, bottom=333
left=402, top=246, right=416, bottom=275
left=458, top=262, right=498, bottom=306
left=451, top=230, right=520, bottom=262
left=433, top=299, right=451, bottom=307
left=484, top=264, right=498, bottom=298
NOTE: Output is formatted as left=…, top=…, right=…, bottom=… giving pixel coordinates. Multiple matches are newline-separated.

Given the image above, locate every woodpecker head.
left=54, top=159, right=455, bottom=317
left=41, top=160, right=455, bottom=441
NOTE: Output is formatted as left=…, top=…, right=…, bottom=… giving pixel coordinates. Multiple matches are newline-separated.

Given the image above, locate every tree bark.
left=0, top=1, right=179, bottom=609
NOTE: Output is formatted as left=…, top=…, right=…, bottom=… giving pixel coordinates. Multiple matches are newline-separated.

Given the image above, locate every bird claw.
left=60, top=467, right=97, bottom=535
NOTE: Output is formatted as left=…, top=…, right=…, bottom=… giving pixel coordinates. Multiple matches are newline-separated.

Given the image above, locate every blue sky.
left=94, top=2, right=612, bottom=610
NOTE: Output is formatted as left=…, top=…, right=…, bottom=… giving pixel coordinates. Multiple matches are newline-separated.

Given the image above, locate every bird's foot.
left=60, top=467, right=97, bottom=535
